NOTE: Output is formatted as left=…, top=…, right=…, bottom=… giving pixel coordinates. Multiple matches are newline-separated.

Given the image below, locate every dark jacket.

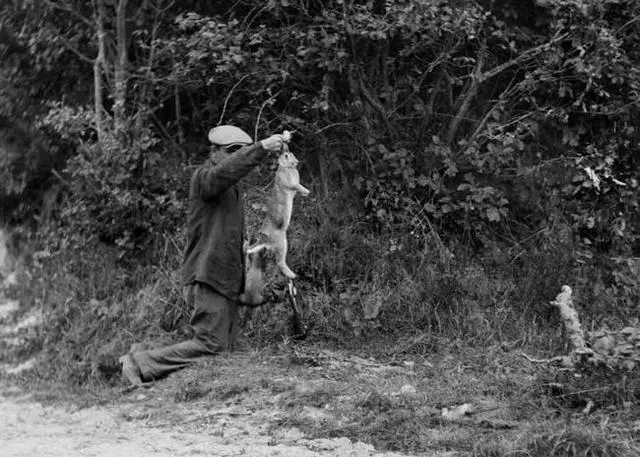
left=181, top=142, right=269, bottom=300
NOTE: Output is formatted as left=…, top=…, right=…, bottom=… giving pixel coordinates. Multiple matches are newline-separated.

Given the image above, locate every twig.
left=446, top=32, right=567, bottom=145
left=556, top=387, right=612, bottom=398
left=155, top=264, right=182, bottom=296
left=51, top=169, right=71, bottom=188
left=616, top=16, right=640, bottom=35
left=167, top=234, right=183, bottom=256
left=464, top=78, right=518, bottom=149
left=481, top=32, right=568, bottom=82
left=56, top=35, right=94, bottom=64
left=520, top=353, right=553, bottom=364
left=392, top=45, right=457, bottom=116
left=254, top=90, right=281, bottom=141
left=315, top=122, right=354, bottom=134
left=43, top=0, right=94, bottom=27
left=150, top=113, right=185, bottom=157
left=217, top=74, right=250, bottom=126
left=357, top=72, right=397, bottom=139
left=446, top=44, right=486, bottom=144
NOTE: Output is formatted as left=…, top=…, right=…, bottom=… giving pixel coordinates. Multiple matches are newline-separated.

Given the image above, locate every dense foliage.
left=1, top=0, right=639, bottom=381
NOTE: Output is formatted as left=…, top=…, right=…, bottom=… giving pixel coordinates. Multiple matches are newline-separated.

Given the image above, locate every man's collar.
left=209, top=150, right=228, bottom=165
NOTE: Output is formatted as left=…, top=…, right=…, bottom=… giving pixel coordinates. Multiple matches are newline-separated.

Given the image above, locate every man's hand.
left=260, top=131, right=292, bottom=152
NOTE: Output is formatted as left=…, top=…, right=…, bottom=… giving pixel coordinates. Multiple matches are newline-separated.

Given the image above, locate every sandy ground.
left=1, top=382, right=407, bottom=457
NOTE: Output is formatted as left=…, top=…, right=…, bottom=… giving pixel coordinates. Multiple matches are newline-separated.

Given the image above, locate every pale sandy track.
left=1, top=383, right=408, bottom=457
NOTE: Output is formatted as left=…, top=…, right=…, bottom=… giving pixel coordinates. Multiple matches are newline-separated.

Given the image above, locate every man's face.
left=211, top=144, right=242, bottom=157
left=224, top=144, right=243, bottom=154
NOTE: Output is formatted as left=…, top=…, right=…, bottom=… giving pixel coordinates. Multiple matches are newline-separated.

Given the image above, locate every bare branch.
left=357, top=71, right=397, bottom=140
left=445, top=33, right=567, bottom=145
left=254, top=90, right=281, bottom=141
left=43, top=0, right=94, bottom=28
left=56, top=35, right=94, bottom=64
left=392, top=44, right=459, bottom=116
left=217, top=74, right=250, bottom=126
left=446, top=46, right=485, bottom=145
left=616, top=16, right=640, bottom=35
left=315, top=123, right=355, bottom=134
left=464, top=77, right=518, bottom=148
left=480, top=32, right=568, bottom=83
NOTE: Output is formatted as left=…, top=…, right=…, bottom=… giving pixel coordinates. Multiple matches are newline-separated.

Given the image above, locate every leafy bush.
left=36, top=103, right=187, bottom=259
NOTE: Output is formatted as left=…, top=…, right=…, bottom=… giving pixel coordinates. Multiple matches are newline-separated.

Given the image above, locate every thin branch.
left=56, top=35, right=94, bottom=64
left=149, top=0, right=173, bottom=14
left=480, top=32, right=568, bottom=83
left=520, top=353, right=554, bottom=363
left=137, top=0, right=163, bottom=107
left=174, top=83, right=184, bottom=149
left=217, top=74, right=250, bottom=126
left=616, top=16, right=640, bottom=35
left=446, top=45, right=485, bottom=145
left=417, top=65, right=446, bottom=147
left=43, top=0, right=94, bottom=27
left=150, top=112, right=186, bottom=157
left=113, top=0, right=129, bottom=137
left=315, top=122, right=355, bottom=134
left=464, top=78, right=518, bottom=148
left=254, top=90, right=281, bottom=141
left=357, top=72, right=397, bottom=139
left=481, top=111, right=535, bottom=141
left=132, top=0, right=148, bottom=22
left=51, top=169, right=71, bottom=188
left=392, top=44, right=459, bottom=116
left=445, top=33, right=567, bottom=145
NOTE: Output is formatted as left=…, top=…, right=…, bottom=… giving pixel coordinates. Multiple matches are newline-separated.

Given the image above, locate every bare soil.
left=0, top=371, right=407, bottom=457
left=0, top=340, right=539, bottom=457
left=1, top=348, right=456, bottom=457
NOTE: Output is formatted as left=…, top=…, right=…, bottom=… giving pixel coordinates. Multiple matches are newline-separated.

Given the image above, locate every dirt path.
left=1, top=382, right=404, bottom=457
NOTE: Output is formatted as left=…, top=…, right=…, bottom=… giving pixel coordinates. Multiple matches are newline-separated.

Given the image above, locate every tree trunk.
left=113, top=0, right=129, bottom=140
left=446, top=49, right=485, bottom=146
left=93, top=0, right=107, bottom=143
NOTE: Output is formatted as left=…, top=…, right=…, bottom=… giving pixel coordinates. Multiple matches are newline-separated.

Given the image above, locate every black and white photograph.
left=1, top=0, right=639, bottom=455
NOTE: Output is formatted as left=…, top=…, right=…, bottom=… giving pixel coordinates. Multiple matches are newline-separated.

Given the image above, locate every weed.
left=475, top=426, right=640, bottom=457
left=211, top=383, right=250, bottom=401
left=174, top=378, right=211, bottom=403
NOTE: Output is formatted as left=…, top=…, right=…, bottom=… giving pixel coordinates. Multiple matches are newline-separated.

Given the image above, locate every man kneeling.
left=120, top=125, right=288, bottom=386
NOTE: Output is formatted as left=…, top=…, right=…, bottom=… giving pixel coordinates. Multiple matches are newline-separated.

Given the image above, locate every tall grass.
left=475, top=428, right=640, bottom=457
left=4, top=185, right=638, bottom=386
left=5, top=235, right=186, bottom=385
